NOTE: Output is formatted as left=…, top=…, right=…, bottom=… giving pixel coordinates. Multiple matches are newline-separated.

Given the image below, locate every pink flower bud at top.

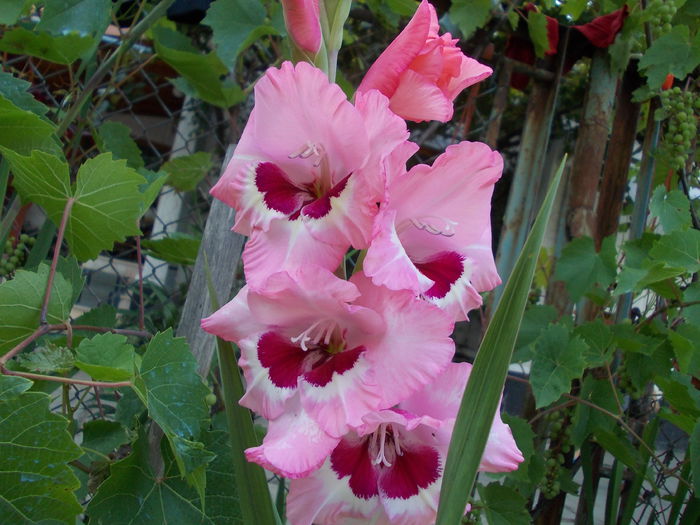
left=282, top=0, right=322, bottom=55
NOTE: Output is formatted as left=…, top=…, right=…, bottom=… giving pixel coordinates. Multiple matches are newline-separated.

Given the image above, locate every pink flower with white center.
left=357, top=0, right=492, bottom=123
left=210, top=61, right=408, bottom=287
left=363, top=141, right=503, bottom=321
left=201, top=266, right=454, bottom=477
left=286, top=363, right=524, bottom=525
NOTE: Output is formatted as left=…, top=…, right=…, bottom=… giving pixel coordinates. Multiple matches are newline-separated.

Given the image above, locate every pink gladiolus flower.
left=286, top=363, right=524, bottom=525
left=281, top=0, right=322, bottom=55
left=364, top=141, right=502, bottom=321
left=201, top=266, right=454, bottom=478
left=357, top=0, right=492, bottom=122
left=210, top=61, right=408, bottom=286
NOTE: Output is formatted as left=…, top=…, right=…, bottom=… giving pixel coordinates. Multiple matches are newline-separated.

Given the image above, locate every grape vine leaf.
left=0, top=386, right=83, bottom=524
left=95, top=121, right=145, bottom=170
left=0, top=27, right=94, bottom=65
left=5, top=150, right=146, bottom=261
left=477, top=483, right=530, bottom=525
left=36, top=0, right=111, bottom=37
left=75, top=333, right=136, bottom=381
left=638, top=25, right=700, bottom=89
left=571, top=376, right=618, bottom=447
left=650, top=229, right=700, bottom=273
left=0, top=95, right=61, bottom=156
left=141, top=233, right=202, bottom=265
left=650, top=186, right=692, bottom=232
left=0, top=71, right=49, bottom=117
left=512, top=304, right=557, bottom=362
left=554, top=236, right=617, bottom=301
left=501, top=414, right=537, bottom=484
left=152, top=26, right=244, bottom=108
left=87, top=430, right=242, bottom=524
left=203, top=0, right=271, bottom=69
left=527, top=10, right=550, bottom=57
left=17, top=343, right=75, bottom=374
left=0, top=375, right=32, bottom=399
left=561, top=0, right=588, bottom=20
left=133, top=329, right=214, bottom=492
left=0, top=0, right=32, bottom=24
left=162, top=152, right=213, bottom=192
left=530, top=323, right=588, bottom=408
left=449, top=0, right=492, bottom=39
left=0, top=263, right=74, bottom=353
left=575, top=319, right=614, bottom=367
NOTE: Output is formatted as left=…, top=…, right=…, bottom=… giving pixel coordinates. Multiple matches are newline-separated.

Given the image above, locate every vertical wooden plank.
left=176, top=146, right=245, bottom=376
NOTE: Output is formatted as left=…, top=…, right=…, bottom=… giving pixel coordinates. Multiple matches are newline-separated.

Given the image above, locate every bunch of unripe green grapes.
left=539, top=406, right=574, bottom=500
left=660, top=87, right=698, bottom=172
left=646, top=0, right=678, bottom=38
left=0, top=234, right=35, bottom=277
left=616, top=354, right=643, bottom=400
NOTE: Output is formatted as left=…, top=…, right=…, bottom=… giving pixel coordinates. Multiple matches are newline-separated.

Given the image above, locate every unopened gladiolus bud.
left=282, top=0, right=322, bottom=55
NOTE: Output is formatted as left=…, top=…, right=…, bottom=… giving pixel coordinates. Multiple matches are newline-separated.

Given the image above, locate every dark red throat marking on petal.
left=414, top=251, right=465, bottom=299
left=255, top=162, right=309, bottom=215
left=378, top=444, right=441, bottom=499
left=257, top=331, right=306, bottom=389
left=301, top=174, right=351, bottom=219
left=303, top=346, right=365, bottom=387
left=331, top=437, right=379, bottom=500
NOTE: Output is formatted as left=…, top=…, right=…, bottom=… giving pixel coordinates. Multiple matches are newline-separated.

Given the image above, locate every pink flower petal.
left=480, top=415, right=525, bottom=472
left=357, top=0, right=433, bottom=97
left=389, top=69, right=454, bottom=122
left=287, top=457, right=379, bottom=525
left=245, top=400, right=339, bottom=479
left=241, top=222, right=348, bottom=288
left=351, top=273, right=455, bottom=407
left=364, top=207, right=433, bottom=294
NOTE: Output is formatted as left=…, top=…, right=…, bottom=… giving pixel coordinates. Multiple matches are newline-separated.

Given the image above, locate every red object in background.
left=662, top=73, right=674, bottom=90
left=504, top=5, right=629, bottom=90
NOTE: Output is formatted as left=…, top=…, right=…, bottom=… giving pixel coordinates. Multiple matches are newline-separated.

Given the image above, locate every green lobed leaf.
left=0, top=94, right=61, bottom=156
left=0, top=71, right=49, bottom=116
left=638, top=25, right=700, bottom=89
left=162, top=151, right=213, bottom=191
left=449, top=0, right=492, bottom=39
left=530, top=323, right=588, bottom=408
left=571, top=376, right=619, bottom=447
left=650, top=186, right=692, bottom=232
left=87, top=433, right=216, bottom=524
left=575, top=319, right=614, bottom=367
left=82, top=420, right=130, bottom=458
left=527, top=10, right=550, bottom=57
left=141, top=233, right=202, bottom=266
left=554, top=236, right=617, bottom=302
left=56, top=255, right=85, bottom=305
left=501, top=415, right=536, bottom=484
left=203, top=0, right=268, bottom=69
left=0, top=388, right=83, bottom=523
left=152, top=26, right=245, bottom=108
left=655, top=373, right=700, bottom=418
left=0, top=263, right=74, bottom=353
left=6, top=150, right=146, bottom=261
left=0, top=0, right=32, bottom=24
left=478, top=482, right=530, bottom=525
left=17, top=343, right=75, bottom=374
left=138, top=168, right=168, bottom=212
left=684, top=281, right=700, bottom=325
left=95, top=121, right=145, bottom=170
left=0, top=27, right=94, bottom=64
left=135, top=329, right=210, bottom=442
left=593, top=428, right=642, bottom=472
left=512, top=304, right=558, bottom=362
left=649, top=229, right=700, bottom=273
left=75, top=333, right=135, bottom=381
left=436, top=158, right=566, bottom=524
left=560, top=0, right=588, bottom=20
left=0, top=374, right=32, bottom=399
left=36, top=0, right=111, bottom=37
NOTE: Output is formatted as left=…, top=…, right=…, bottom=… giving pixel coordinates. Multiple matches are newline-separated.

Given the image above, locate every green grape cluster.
left=0, top=234, right=35, bottom=277
left=646, top=0, right=678, bottom=37
left=539, top=407, right=573, bottom=500
left=660, top=87, right=698, bottom=172
left=617, top=355, right=642, bottom=400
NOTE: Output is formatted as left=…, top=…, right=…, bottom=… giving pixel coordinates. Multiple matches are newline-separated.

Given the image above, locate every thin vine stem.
left=1, top=368, right=132, bottom=388
left=40, top=197, right=75, bottom=324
